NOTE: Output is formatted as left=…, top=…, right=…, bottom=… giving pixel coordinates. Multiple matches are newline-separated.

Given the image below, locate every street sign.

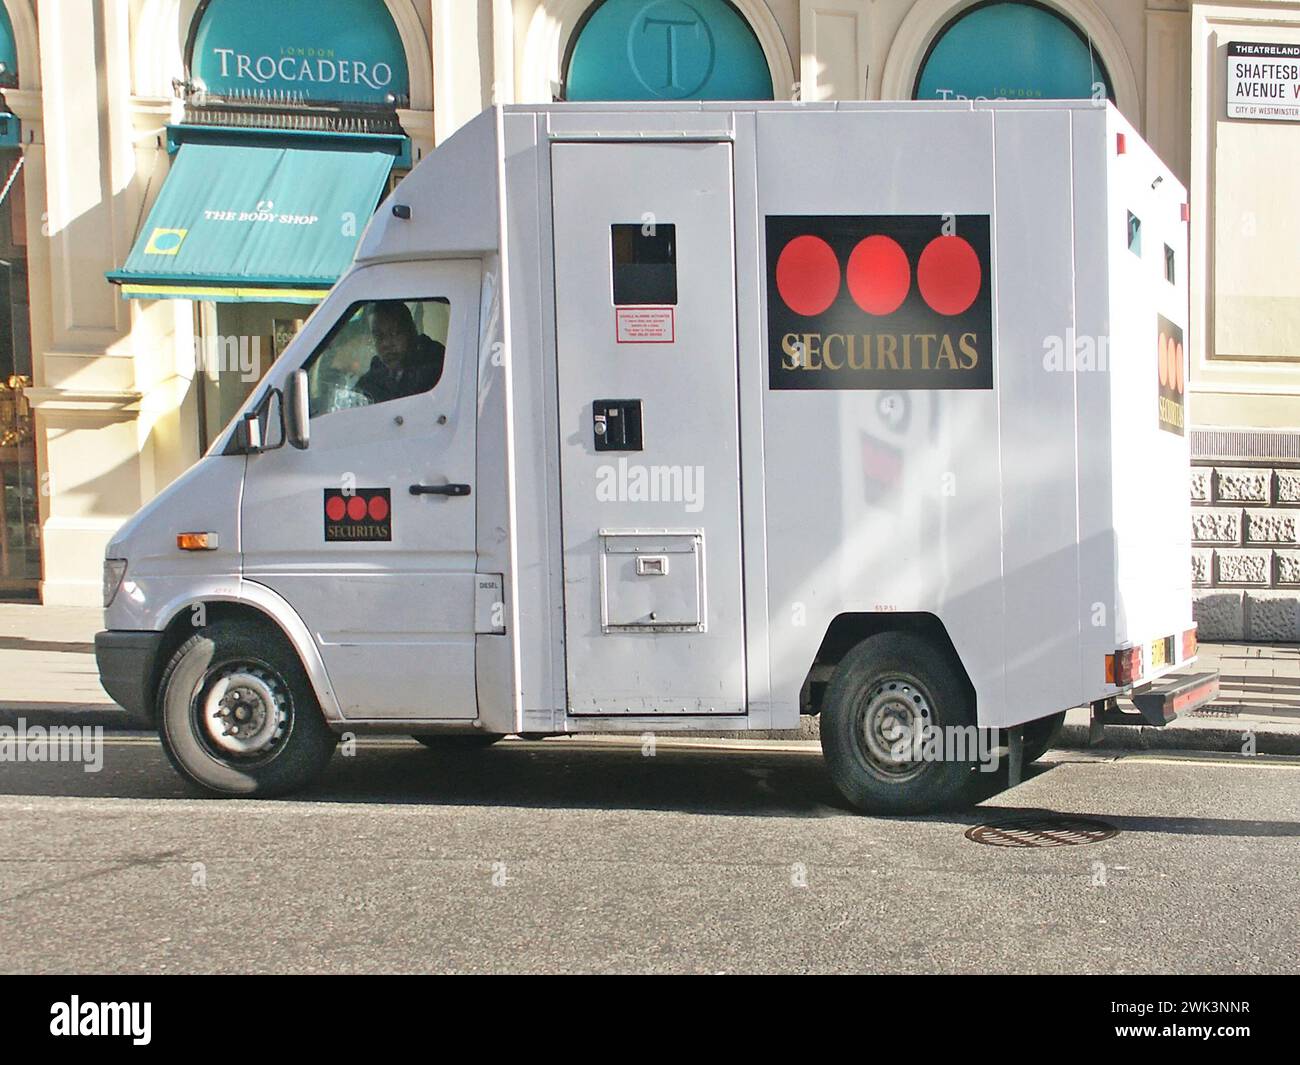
left=1227, top=41, right=1300, bottom=121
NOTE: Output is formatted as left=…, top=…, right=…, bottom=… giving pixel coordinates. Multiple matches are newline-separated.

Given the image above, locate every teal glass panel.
left=915, top=2, right=1112, bottom=102
left=567, top=0, right=773, bottom=101
left=191, top=0, right=409, bottom=106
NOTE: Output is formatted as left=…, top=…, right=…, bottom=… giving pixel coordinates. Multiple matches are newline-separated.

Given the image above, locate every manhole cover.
left=965, top=816, right=1118, bottom=848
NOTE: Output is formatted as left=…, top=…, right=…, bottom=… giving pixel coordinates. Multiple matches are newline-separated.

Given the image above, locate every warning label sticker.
left=616, top=306, right=675, bottom=344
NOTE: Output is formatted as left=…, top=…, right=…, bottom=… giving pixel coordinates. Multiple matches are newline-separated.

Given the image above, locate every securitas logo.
left=766, top=215, right=993, bottom=391
left=324, top=488, right=391, bottom=542
left=1157, top=314, right=1185, bottom=436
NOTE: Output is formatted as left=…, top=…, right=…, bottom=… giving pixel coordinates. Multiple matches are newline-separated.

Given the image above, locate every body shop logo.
left=1158, top=315, right=1185, bottom=436
left=324, top=489, right=391, bottom=542
left=766, top=215, right=993, bottom=390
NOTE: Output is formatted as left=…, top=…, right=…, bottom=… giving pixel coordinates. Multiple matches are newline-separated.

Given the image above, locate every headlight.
left=103, top=558, right=128, bottom=607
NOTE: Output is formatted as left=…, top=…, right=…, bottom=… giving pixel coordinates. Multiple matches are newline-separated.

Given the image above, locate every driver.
left=356, top=301, right=445, bottom=404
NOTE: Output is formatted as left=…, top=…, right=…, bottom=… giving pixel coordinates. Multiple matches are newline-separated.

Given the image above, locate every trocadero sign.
left=189, top=0, right=410, bottom=107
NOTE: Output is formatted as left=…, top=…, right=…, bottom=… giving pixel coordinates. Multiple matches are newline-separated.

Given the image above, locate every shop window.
left=196, top=303, right=309, bottom=452
left=0, top=146, right=38, bottom=596
left=305, top=298, right=450, bottom=418
left=1127, top=212, right=1142, bottom=257
left=612, top=224, right=677, bottom=305
left=0, top=4, right=19, bottom=92
left=914, top=1, right=1113, bottom=102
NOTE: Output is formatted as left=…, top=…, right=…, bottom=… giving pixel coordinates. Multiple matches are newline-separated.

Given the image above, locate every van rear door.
left=1105, top=124, right=1195, bottom=682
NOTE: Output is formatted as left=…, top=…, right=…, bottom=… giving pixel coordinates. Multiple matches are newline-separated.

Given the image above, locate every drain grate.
left=965, top=815, right=1118, bottom=848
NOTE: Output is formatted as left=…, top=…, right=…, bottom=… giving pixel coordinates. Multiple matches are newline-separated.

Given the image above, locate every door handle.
left=409, top=483, right=472, bottom=497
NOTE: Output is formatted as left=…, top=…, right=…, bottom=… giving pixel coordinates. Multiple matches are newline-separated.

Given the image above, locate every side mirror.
left=286, top=369, right=310, bottom=450
left=236, top=410, right=264, bottom=453
left=233, top=388, right=285, bottom=454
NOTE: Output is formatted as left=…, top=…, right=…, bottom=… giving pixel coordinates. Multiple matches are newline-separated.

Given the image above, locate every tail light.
left=1183, top=626, right=1198, bottom=661
left=1106, top=646, right=1144, bottom=686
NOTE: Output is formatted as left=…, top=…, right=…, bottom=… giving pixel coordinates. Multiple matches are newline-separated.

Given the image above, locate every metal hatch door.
left=550, top=140, right=745, bottom=716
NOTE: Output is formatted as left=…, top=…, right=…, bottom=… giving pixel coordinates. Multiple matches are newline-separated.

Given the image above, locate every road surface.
left=1, top=736, right=1296, bottom=974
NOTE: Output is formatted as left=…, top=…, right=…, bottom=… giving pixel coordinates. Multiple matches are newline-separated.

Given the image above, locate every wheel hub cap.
left=858, top=676, right=931, bottom=779
left=200, top=668, right=287, bottom=756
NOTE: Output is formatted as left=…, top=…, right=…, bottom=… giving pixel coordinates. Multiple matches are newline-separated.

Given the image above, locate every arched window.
left=914, top=1, right=1112, bottom=103
left=0, top=4, right=17, bottom=90
left=565, top=0, right=773, bottom=101
left=0, top=3, right=19, bottom=144
left=187, top=0, right=410, bottom=109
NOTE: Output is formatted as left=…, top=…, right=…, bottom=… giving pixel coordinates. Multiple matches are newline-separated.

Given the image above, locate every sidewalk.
left=0, top=603, right=118, bottom=726
left=2, top=602, right=1298, bottom=753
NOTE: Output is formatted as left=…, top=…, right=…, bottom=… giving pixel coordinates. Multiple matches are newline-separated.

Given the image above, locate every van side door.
left=550, top=141, right=746, bottom=716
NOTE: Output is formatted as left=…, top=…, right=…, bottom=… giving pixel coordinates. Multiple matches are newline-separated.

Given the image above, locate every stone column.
left=21, top=0, right=144, bottom=604
left=432, top=0, right=500, bottom=144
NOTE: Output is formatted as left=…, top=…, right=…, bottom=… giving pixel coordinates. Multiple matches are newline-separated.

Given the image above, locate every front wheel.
left=820, top=632, right=981, bottom=814
left=157, top=619, right=337, bottom=797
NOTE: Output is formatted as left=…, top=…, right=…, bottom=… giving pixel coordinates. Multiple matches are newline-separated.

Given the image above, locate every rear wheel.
left=411, top=733, right=504, bottom=750
left=157, top=619, right=337, bottom=797
left=1019, top=710, right=1067, bottom=764
left=820, top=632, right=981, bottom=814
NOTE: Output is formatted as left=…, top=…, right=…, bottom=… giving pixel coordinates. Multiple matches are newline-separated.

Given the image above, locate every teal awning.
left=107, top=141, right=395, bottom=302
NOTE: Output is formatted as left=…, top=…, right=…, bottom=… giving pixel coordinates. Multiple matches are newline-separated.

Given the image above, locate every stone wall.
left=1191, top=429, right=1300, bottom=642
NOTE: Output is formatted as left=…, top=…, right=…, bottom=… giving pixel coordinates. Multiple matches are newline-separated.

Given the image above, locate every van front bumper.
left=94, top=630, right=163, bottom=727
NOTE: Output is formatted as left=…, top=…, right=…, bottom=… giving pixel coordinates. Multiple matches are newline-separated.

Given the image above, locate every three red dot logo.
left=1156, top=315, right=1185, bottom=437
left=1157, top=329, right=1185, bottom=396
left=324, top=494, right=390, bottom=523
left=775, top=232, right=983, bottom=319
left=324, top=488, right=393, bottom=542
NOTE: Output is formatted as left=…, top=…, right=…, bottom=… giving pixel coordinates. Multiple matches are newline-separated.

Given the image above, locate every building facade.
left=1, top=0, right=1297, bottom=641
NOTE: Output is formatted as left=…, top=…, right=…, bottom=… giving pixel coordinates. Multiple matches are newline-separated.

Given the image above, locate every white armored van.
left=96, top=101, right=1217, bottom=812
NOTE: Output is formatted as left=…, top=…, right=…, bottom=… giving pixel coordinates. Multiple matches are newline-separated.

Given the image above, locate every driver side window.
left=305, top=298, right=450, bottom=419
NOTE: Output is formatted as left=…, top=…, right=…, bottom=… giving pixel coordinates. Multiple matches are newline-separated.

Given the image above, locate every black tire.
left=411, top=733, right=504, bottom=750
left=820, top=632, right=982, bottom=814
left=157, top=619, right=337, bottom=797
left=1019, top=711, right=1067, bottom=764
